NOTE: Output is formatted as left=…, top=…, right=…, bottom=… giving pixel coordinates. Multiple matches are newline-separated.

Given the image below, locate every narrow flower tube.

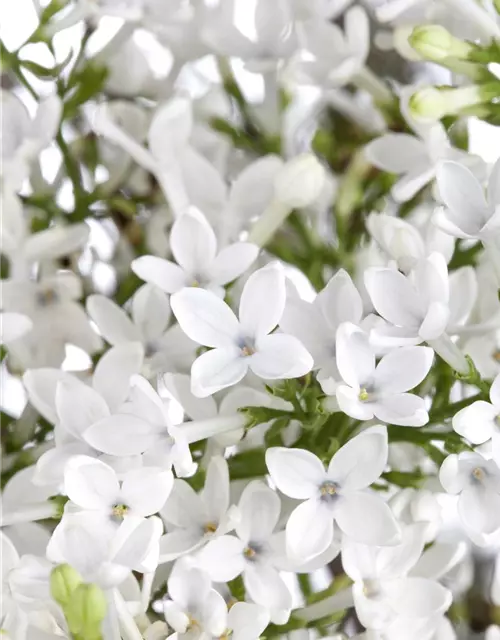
left=298, top=588, right=355, bottom=622
left=247, top=200, right=291, bottom=247
left=0, top=501, right=57, bottom=527
left=181, top=414, right=247, bottom=444
left=427, top=334, right=470, bottom=374
left=409, top=25, right=475, bottom=62
left=114, top=589, right=144, bottom=640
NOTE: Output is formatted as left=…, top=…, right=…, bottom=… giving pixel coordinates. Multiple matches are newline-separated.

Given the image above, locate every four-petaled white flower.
left=171, top=264, right=313, bottom=397
left=132, top=207, right=259, bottom=297
left=335, top=322, right=433, bottom=426
left=265, top=426, right=401, bottom=561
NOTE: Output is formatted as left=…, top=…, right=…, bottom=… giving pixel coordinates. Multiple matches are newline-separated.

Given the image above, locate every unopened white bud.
left=408, top=85, right=495, bottom=122
left=273, top=153, right=326, bottom=209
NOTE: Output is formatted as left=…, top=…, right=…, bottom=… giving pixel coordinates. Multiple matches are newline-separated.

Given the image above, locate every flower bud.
left=408, top=85, right=494, bottom=122
left=50, top=564, right=82, bottom=607
left=65, top=583, right=107, bottom=638
left=409, top=25, right=474, bottom=61
left=273, top=153, right=326, bottom=209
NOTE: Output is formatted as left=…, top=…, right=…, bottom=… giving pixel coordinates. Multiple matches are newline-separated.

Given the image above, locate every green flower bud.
left=65, top=583, right=107, bottom=638
left=409, top=84, right=499, bottom=122
left=409, top=25, right=474, bottom=61
left=50, top=564, right=83, bottom=607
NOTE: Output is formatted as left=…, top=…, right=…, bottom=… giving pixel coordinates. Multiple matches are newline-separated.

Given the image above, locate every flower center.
left=319, top=481, right=339, bottom=504
left=358, top=388, right=370, bottom=402
left=111, top=504, right=129, bottom=519
left=472, top=467, right=485, bottom=482
left=204, top=522, right=218, bottom=534
left=36, top=288, right=59, bottom=307
left=493, top=349, right=500, bottom=362
left=238, top=337, right=256, bottom=357
left=362, top=579, right=381, bottom=598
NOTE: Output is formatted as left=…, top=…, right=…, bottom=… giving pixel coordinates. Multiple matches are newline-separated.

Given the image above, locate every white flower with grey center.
left=439, top=450, right=500, bottom=537
left=171, top=264, right=313, bottom=397
left=334, top=322, right=434, bottom=426
left=63, top=455, right=173, bottom=523
left=196, top=481, right=293, bottom=619
left=132, top=207, right=259, bottom=297
left=87, top=283, right=196, bottom=377
left=158, top=456, right=238, bottom=562
left=265, top=426, right=400, bottom=561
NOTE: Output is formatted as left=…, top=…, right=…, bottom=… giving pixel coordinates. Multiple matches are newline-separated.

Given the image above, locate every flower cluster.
left=2, top=0, right=500, bottom=639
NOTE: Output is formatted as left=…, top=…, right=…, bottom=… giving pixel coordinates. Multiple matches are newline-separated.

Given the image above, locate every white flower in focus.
left=342, top=523, right=452, bottom=630
left=64, top=455, right=173, bottom=521
left=87, top=284, right=196, bottom=377
left=266, top=426, right=400, bottom=561
left=439, top=451, right=500, bottom=537
left=197, top=481, right=293, bottom=618
left=171, top=264, right=313, bottom=397
left=335, top=322, right=433, bottom=426
left=452, top=373, right=500, bottom=450
left=132, top=208, right=259, bottom=296
left=159, top=456, right=237, bottom=561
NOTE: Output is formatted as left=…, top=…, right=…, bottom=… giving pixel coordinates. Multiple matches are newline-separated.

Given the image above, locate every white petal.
left=228, top=602, right=270, bottom=640
left=208, top=243, right=259, bottom=286
left=439, top=454, right=470, bottom=494
left=198, top=535, right=246, bottom=582
left=202, top=590, right=228, bottom=637
left=168, top=561, right=211, bottom=607
left=374, top=393, right=429, bottom=427
left=419, top=301, right=450, bottom=341
left=243, top=564, right=292, bottom=612
left=170, top=208, right=217, bottom=274
left=328, top=425, right=388, bottom=490
left=120, top=468, right=173, bottom=516
left=265, top=447, right=326, bottom=499
left=56, top=377, right=110, bottom=438
left=391, top=165, right=435, bottom=203
left=131, top=284, right=171, bottom=342
left=335, top=385, right=374, bottom=421
left=161, top=479, right=204, bottom=528
left=191, top=347, right=247, bottom=397
left=201, top=456, right=230, bottom=525
left=286, top=498, right=333, bottom=562
left=334, top=492, right=400, bottom=545
left=92, top=342, right=144, bottom=412
left=352, top=581, right=393, bottom=630
left=436, top=161, right=489, bottom=233
left=364, top=268, right=422, bottom=328
left=83, top=414, right=157, bottom=456
left=374, top=346, right=433, bottom=393
left=319, top=269, right=363, bottom=330
left=23, top=369, right=70, bottom=423
left=375, top=522, right=427, bottom=578
left=335, top=322, right=375, bottom=388
left=132, top=256, right=187, bottom=294
left=163, top=372, right=218, bottom=420
left=452, top=401, right=498, bottom=444
left=171, top=287, right=240, bottom=348
left=0, top=312, right=32, bottom=344
left=385, top=576, right=452, bottom=618
left=159, top=529, right=203, bottom=562
left=64, top=456, right=118, bottom=510
left=239, top=265, right=286, bottom=338
left=148, top=97, right=192, bottom=158
left=491, top=373, right=500, bottom=408
left=236, top=480, right=280, bottom=544
left=34, top=442, right=92, bottom=487
left=87, top=294, right=139, bottom=345
left=411, top=541, right=467, bottom=580
left=250, top=333, right=313, bottom=379
left=341, top=538, right=378, bottom=582
left=459, top=486, right=500, bottom=534
left=365, top=134, right=427, bottom=174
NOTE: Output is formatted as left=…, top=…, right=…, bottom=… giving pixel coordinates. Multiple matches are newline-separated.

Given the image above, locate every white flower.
left=159, top=456, right=237, bottom=561
left=335, top=322, right=433, bottom=426
left=439, top=451, right=500, bottom=536
left=0, top=312, right=33, bottom=345
left=435, top=158, right=500, bottom=240
left=47, top=511, right=163, bottom=589
left=1, top=90, right=62, bottom=190
left=452, top=373, right=500, bottom=449
left=265, top=426, right=400, bottom=561
left=197, top=481, right=293, bottom=616
left=294, top=7, right=369, bottom=89
left=365, top=87, right=484, bottom=202
left=171, top=264, right=313, bottom=397
left=365, top=253, right=450, bottom=345
left=342, top=523, right=452, bottom=630
left=132, top=208, right=259, bottom=296
left=2, top=273, right=102, bottom=370
left=64, top=455, right=173, bottom=521
left=87, top=284, right=196, bottom=377
left=280, top=269, right=363, bottom=391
